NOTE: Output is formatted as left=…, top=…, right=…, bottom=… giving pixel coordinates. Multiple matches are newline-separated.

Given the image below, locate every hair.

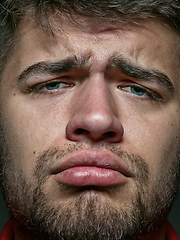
left=0, top=0, right=180, bottom=74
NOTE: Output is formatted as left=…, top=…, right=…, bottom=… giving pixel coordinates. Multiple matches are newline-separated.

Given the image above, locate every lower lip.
left=54, top=166, right=128, bottom=186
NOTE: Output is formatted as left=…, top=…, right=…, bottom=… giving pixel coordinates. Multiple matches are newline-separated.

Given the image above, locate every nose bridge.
left=81, top=75, right=114, bottom=115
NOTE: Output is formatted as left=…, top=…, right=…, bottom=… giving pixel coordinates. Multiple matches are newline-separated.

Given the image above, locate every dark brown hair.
left=0, top=0, right=180, bottom=74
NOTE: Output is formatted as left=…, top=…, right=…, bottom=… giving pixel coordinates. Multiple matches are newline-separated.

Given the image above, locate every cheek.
left=0, top=96, right=71, bottom=173
left=124, top=109, right=180, bottom=179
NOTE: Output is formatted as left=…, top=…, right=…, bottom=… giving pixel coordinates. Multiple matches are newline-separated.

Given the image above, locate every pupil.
left=131, top=86, right=145, bottom=96
left=46, top=82, right=60, bottom=90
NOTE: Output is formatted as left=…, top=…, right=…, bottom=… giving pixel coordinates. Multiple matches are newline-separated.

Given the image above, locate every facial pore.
left=0, top=140, right=179, bottom=240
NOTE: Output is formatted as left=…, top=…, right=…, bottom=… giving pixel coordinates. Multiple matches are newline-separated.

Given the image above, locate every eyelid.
left=24, top=72, right=68, bottom=85
left=117, top=81, right=162, bottom=101
left=26, top=79, right=74, bottom=93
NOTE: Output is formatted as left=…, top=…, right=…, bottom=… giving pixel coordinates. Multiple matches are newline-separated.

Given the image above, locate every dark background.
left=0, top=188, right=180, bottom=237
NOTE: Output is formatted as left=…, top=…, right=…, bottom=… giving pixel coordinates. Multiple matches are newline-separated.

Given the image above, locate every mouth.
left=52, top=149, right=133, bottom=187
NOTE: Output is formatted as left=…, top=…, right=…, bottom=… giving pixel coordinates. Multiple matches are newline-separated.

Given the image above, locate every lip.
left=52, top=149, right=133, bottom=187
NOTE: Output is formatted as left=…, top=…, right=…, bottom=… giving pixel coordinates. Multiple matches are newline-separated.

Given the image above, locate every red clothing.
left=0, top=219, right=179, bottom=240
left=165, top=221, right=179, bottom=240
left=0, top=218, right=13, bottom=240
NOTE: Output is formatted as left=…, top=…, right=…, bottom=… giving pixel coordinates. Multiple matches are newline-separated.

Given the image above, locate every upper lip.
left=51, top=149, right=133, bottom=178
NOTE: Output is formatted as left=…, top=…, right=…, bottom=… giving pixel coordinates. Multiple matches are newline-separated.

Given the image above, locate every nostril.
left=103, top=131, right=116, bottom=137
left=75, top=128, right=88, bottom=135
left=75, top=129, right=117, bottom=140
left=66, top=115, right=124, bottom=142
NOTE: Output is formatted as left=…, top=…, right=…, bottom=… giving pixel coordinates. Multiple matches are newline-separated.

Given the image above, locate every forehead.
left=3, top=16, right=180, bottom=89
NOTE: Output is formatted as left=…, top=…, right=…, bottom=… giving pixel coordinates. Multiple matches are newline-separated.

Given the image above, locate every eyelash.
left=26, top=79, right=162, bottom=102
left=118, top=84, right=162, bottom=101
left=27, top=80, right=73, bottom=94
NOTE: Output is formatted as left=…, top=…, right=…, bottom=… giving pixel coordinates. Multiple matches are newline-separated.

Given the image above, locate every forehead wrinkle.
left=130, top=43, right=146, bottom=63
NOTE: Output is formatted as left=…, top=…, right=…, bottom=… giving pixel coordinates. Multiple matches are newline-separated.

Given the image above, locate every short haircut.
left=0, top=0, right=180, bottom=75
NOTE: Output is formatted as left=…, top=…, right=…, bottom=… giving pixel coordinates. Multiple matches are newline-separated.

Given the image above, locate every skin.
left=0, top=16, right=180, bottom=240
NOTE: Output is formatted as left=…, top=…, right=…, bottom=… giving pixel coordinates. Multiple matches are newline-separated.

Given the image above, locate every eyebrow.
left=18, top=52, right=175, bottom=92
left=17, top=54, right=91, bottom=82
left=108, top=54, right=175, bottom=91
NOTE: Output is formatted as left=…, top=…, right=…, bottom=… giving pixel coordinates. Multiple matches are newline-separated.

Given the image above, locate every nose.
left=66, top=76, right=124, bottom=143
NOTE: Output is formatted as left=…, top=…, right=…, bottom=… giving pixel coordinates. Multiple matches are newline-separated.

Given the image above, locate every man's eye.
left=122, top=86, right=146, bottom=96
left=44, top=82, right=61, bottom=90
left=120, top=85, right=161, bottom=101
left=27, top=81, right=73, bottom=93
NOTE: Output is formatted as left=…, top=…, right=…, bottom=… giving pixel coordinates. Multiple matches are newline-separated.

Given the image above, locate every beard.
left=0, top=141, right=179, bottom=240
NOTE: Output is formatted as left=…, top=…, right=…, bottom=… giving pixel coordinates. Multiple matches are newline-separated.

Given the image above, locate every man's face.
left=0, top=17, right=180, bottom=240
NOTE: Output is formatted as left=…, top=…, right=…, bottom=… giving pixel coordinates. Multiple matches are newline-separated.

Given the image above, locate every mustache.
left=34, top=143, right=149, bottom=185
